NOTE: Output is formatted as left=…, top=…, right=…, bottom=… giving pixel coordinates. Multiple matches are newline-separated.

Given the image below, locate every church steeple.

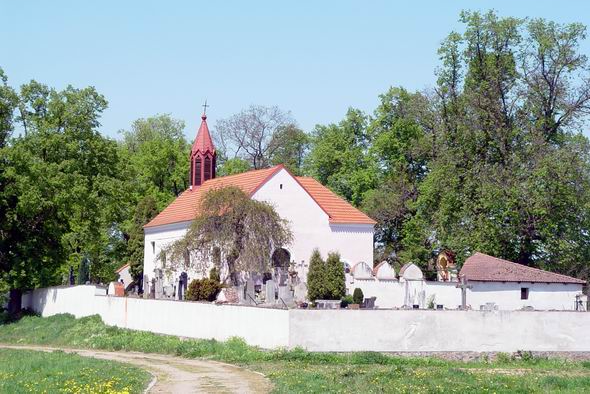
left=189, top=107, right=216, bottom=188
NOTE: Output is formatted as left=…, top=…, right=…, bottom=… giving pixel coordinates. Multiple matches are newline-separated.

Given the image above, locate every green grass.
left=1, top=314, right=590, bottom=393
left=0, top=348, right=151, bottom=394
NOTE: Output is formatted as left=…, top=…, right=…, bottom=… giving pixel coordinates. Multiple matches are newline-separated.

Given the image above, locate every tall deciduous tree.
left=306, top=108, right=378, bottom=206
left=1, top=71, right=130, bottom=312
left=165, top=187, right=292, bottom=285
left=119, top=114, right=190, bottom=209
left=401, top=11, right=590, bottom=277
left=214, top=105, right=304, bottom=170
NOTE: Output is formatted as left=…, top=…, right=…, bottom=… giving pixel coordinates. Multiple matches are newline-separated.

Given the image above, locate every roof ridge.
left=199, top=164, right=282, bottom=186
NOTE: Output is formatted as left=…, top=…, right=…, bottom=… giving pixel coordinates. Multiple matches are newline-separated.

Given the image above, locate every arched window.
left=195, top=157, right=202, bottom=185
left=189, top=160, right=194, bottom=186
left=204, top=156, right=211, bottom=181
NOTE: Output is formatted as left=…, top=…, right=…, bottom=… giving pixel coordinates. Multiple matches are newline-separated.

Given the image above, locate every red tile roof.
left=145, top=166, right=280, bottom=228
left=145, top=165, right=376, bottom=228
left=294, top=177, right=376, bottom=225
left=460, top=252, right=585, bottom=284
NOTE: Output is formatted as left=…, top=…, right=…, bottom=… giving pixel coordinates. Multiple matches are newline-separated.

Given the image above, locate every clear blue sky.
left=2, top=1, right=590, bottom=139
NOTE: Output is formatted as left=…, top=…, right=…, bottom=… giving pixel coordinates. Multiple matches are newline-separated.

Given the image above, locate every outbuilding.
left=460, top=252, right=586, bottom=310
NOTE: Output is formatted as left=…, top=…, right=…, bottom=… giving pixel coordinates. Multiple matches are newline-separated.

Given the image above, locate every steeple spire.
left=189, top=103, right=216, bottom=188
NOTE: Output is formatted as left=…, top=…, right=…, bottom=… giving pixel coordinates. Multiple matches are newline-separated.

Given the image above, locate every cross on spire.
left=202, top=99, right=210, bottom=115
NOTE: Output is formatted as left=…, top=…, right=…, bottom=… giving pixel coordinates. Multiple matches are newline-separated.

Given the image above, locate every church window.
left=190, top=160, right=194, bottom=186
left=204, top=157, right=211, bottom=181
left=521, top=287, right=529, bottom=300
left=195, top=158, right=202, bottom=185
left=280, top=183, right=283, bottom=190
left=151, top=241, right=155, bottom=254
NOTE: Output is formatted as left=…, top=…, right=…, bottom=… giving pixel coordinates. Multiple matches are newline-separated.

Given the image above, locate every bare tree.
left=214, top=105, right=299, bottom=169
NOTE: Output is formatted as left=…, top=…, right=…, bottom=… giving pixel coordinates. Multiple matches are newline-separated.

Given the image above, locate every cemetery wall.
left=288, top=309, right=590, bottom=352
left=22, top=285, right=290, bottom=348
left=349, top=279, right=463, bottom=309
left=22, top=285, right=590, bottom=352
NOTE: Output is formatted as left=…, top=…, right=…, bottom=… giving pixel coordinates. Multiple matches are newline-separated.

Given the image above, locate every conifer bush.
left=306, top=249, right=325, bottom=302
left=325, top=252, right=345, bottom=300
left=306, top=249, right=346, bottom=301
left=353, top=288, right=364, bottom=305
left=185, top=278, right=221, bottom=302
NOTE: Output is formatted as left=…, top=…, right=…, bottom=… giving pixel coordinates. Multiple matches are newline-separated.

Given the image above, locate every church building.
left=143, top=112, right=376, bottom=297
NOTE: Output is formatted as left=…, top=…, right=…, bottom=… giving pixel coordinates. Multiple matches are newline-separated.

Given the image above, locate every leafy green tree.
left=119, top=114, right=190, bottom=210
left=127, top=196, right=159, bottom=283
left=165, top=186, right=292, bottom=285
left=270, top=125, right=310, bottom=175
left=306, top=249, right=325, bottom=302
left=401, top=11, right=590, bottom=278
left=306, top=108, right=378, bottom=206
left=1, top=72, right=134, bottom=313
left=217, top=157, right=251, bottom=176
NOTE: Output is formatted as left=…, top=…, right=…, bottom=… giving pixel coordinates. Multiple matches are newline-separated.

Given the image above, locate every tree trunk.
left=7, top=289, right=22, bottom=318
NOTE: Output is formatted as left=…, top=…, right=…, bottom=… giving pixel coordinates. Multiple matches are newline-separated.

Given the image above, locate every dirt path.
left=0, top=344, right=272, bottom=394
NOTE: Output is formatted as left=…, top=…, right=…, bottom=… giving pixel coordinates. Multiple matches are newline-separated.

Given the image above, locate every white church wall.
left=143, top=221, right=191, bottom=283
left=23, top=285, right=590, bottom=352
left=467, top=281, right=583, bottom=311
left=252, top=168, right=374, bottom=279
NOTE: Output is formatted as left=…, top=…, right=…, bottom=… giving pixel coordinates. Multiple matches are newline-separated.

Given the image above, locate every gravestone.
left=278, top=285, right=293, bottom=306
left=265, top=280, right=276, bottom=304
left=150, top=278, right=156, bottom=299
left=245, top=278, right=256, bottom=304
left=293, top=282, right=307, bottom=303
left=236, top=284, right=245, bottom=304
left=143, top=274, right=150, bottom=298
left=154, top=270, right=164, bottom=299
left=178, top=272, right=188, bottom=300
left=163, top=285, right=174, bottom=299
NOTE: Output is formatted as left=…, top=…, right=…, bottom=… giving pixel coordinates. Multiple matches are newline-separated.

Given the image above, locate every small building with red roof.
left=143, top=111, right=375, bottom=297
left=458, top=252, right=585, bottom=310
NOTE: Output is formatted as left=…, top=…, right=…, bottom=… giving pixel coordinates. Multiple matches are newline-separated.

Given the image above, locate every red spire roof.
left=191, top=114, right=215, bottom=155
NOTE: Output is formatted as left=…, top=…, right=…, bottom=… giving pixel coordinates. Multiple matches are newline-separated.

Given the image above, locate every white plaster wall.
left=348, top=279, right=578, bottom=311
left=289, top=309, right=590, bottom=352
left=350, top=279, right=462, bottom=309
left=348, top=279, right=405, bottom=308
left=253, top=169, right=374, bottom=279
left=22, top=285, right=590, bottom=352
left=467, top=282, right=584, bottom=311
left=23, top=286, right=289, bottom=349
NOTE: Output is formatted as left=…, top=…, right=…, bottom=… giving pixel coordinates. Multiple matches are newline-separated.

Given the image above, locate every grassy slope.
left=0, top=348, right=151, bottom=394
left=1, top=314, right=590, bottom=393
